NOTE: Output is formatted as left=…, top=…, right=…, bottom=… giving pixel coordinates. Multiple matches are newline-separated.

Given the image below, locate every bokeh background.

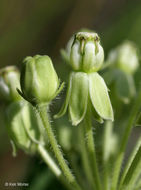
left=1, top=0, right=141, bottom=189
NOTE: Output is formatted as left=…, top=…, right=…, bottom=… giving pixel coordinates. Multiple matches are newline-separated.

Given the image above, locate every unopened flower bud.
left=0, top=66, right=21, bottom=102
left=107, top=41, right=139, bottom=74
left=19, top=55, right=63, bottom=105
left=70, top=32, right=104, bottom=73
left=6, top=100, right=45, bottom=154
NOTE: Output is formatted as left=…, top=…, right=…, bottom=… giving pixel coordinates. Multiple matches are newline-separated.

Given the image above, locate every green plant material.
left=70, top=32, right=104, bottom=72
left=103, top=41, right=139, bottom=104
left=102, top=121, right=117, bottom=190
left=105, top=41, right=139, bottom=74
left=58, top=125, right=72, bottom=151
left=6, top=100, right=45, bottom=154
left=103, top=121, right=117, bottom=162
left=2, top=26, right=141, bottom=190
left=119, top=136, right=141, bottom=189
left=84, top=101, right=102, bottom=190
left=36, top=105, right=82, bottom=190
left=61, top=29, right=97, bottom=66
left=19, top=55, right=64, bottom=105
left=78, top=122, right=95, bottom=190
left=55, top=71, right=113, bottom=125
left=89, top=72, right=113, bottom=121
left=115, top=71, right=136, bottom=104
left=38, top=145, right=62, bottom=177
left=68, top=72, right=88, bottom=126
left=111, top=88, right=141, bottom=190
left=61, top=35, right=74, bottom=65
left=55, top=31, right=113, bottom=125
left=0, top=66, right=21, bottom=102
left=121, top=146, right=141, bottom=190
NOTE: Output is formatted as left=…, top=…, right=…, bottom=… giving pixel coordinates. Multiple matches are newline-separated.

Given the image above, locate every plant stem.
left=36, top=105, right=81, bottom=190
left=37, top=144, right=73, bottom=190
left=37, top=144, right=61, bottom=177
left=102, top=121, right=114, bottom=190
left=84, top=102, right=102, bottom=190
left=111, top=89, right=141, bottom=190
left=78, top=122, right=96, bottom=190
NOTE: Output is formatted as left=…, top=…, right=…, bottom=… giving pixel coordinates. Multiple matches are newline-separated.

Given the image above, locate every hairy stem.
left=37, top=144, right=73, bottom=190
left=84, top=102, right=102, bottom=190
left=37, top=144, right=61, bottom=177
left=36, top=105, right=81, bottom=190
left=78, top=122, right=96, bottom=190
left=102, top=121, right=114, bottom=190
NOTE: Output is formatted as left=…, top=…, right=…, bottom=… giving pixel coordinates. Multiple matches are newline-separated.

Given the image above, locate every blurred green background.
left=1, top=0, right=141, bottom=189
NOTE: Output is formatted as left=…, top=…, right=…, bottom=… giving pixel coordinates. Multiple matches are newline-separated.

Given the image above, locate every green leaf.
left=69, top=72, right=88, bottom=126
left=89, top=72, right=114, bottom=121
left=54, top=74, right=72, bottom=119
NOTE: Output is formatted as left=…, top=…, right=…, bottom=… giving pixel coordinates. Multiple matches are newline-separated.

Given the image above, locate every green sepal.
left=51, top=81, right=65, bottom=100
left=54, top=74, right=72, bottom=119
left=115, top=71, right=136, bottom=104
left=89, top=72, right=114, bottom=121
left=69, top=72, right=88, bottom=126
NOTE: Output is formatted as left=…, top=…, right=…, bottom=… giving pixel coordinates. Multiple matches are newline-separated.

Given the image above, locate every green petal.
left=116, top=72, right=136, bottom=104
left=54, top=74, right=72, bottom=119
left=69, top=72, right=88, bottom=126
left=89, top=72, right=114, bottom=121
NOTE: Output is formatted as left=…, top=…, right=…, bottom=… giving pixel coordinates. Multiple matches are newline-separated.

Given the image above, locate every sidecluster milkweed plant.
left=1, top=29, right=141, bottom=190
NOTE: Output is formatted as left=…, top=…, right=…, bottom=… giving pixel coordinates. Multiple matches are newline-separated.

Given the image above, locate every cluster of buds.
left=0, top=31, right=114, bottom=154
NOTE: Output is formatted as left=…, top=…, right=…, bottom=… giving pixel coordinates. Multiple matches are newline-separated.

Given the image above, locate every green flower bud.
left=105, top=41, right=139, bottom=103
left=19, top=55, right=63, bottom=105
left=0, top=66, right=21, bottom=102
left=70, top=32, right=104, bottom=73
left=107, top=41, right=139, bottom=74
left=55, top=72, right=113, bottom=126
left=6, top=100, right=45, bottom=154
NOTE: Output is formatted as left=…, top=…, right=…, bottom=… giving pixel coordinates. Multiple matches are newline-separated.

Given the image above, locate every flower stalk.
left=36, top=105, right=81, bottom=190
left=84, top=101, right=102, bottom=190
